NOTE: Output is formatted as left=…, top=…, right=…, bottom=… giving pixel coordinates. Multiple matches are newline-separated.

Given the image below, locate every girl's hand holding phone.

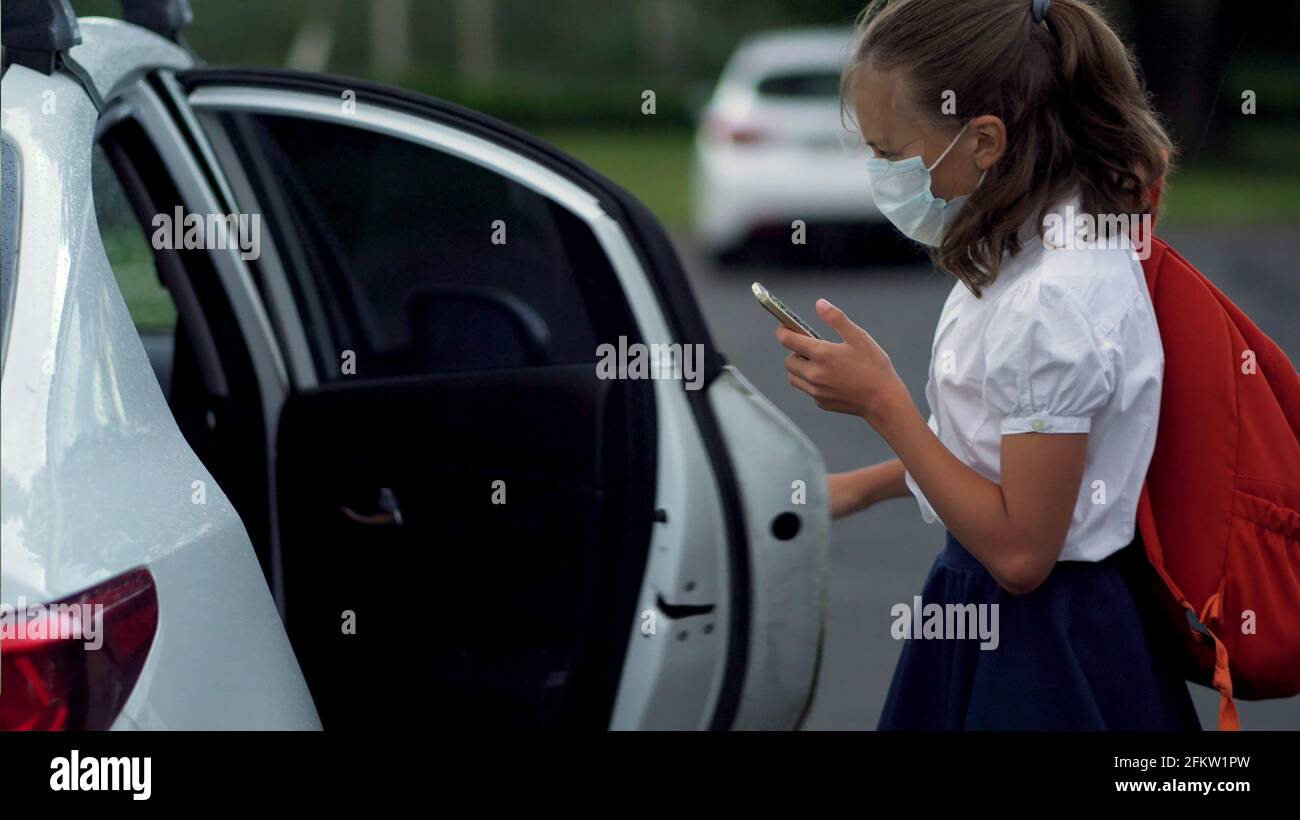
left=776, top=299, right=916, bottom=431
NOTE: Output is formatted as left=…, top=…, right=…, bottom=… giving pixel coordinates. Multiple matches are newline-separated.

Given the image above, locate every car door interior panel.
left=277, top=365, right=655, bottom=729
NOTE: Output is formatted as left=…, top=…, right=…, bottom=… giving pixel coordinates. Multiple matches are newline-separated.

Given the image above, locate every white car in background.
left=1, top=0, right=828, bottom=730
left=692, top=28, right=884, bottom=261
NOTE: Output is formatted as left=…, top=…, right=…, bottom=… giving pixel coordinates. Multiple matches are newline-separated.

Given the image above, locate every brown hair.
left=843, top=0, right=1174, bottom=295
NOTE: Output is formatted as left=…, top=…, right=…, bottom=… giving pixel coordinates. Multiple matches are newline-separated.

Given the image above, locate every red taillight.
left=706, top=114, right=768, bottom=146
left=0, top=568, right=158, bottom=730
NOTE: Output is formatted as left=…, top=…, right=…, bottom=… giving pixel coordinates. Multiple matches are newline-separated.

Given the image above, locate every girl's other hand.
left=827, top=460, right=910, bottom=520
left=777, top=299, right=915, bottom=429
left=832, top=467, right=863, bottom=519
left=828, top=471, right=867, bottom=520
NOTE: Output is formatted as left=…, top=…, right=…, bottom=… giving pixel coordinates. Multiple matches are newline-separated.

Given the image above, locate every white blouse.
left=904, top=193, right=1164, bottom=562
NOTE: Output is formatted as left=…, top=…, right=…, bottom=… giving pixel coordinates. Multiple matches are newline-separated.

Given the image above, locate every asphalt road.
left=674, top=226, right=1300, bottom=731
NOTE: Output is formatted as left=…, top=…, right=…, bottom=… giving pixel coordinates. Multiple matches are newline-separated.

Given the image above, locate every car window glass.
left=756, top=70, right=842, bottom=99
left=91, top=144, right=177, bottom=332
left=202, top=110, right=625, bottom=382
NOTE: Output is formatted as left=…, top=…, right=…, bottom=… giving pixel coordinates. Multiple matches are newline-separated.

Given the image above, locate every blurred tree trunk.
left=637, top=0, right=687, bottom=78
left=1126, top=0, right=1225, bottom=160
left=286, top=0, right=339, bottom=72
left=455, top=0, right=498, bottom=84
left=370, top=0, right=412, bottom=79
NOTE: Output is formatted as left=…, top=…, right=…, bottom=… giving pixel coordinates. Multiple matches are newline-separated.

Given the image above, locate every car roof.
left=725, top=27, right=855, bottom=79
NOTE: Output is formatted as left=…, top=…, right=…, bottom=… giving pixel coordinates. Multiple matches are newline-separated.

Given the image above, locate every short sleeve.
left=982, top=279, right=1117, bottom=436
left=904, top=414, right=942, bottom=525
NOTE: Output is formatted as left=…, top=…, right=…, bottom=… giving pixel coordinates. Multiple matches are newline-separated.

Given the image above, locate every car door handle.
left=340, top=487, right=403, bottom=527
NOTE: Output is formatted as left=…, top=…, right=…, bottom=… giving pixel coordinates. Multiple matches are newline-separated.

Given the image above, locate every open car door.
left=176, top=68, right=828, bottom=730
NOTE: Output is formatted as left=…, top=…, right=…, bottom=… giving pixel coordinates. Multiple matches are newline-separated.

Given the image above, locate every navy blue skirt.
left=877, top=532, right=1201, bottom=731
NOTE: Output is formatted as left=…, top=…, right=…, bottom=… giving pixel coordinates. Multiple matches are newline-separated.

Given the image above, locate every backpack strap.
left=1199, top=589, right=1242, bottom=731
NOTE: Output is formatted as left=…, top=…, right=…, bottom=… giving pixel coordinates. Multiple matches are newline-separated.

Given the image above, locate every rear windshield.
left=756, top=70, right=842, bottom=99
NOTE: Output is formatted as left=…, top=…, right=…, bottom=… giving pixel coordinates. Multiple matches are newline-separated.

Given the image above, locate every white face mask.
left=866, top=121, right=981, bottom=247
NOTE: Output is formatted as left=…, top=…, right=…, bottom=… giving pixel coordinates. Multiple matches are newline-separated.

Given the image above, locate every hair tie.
left=1032, top=0, right=1052, bottom=24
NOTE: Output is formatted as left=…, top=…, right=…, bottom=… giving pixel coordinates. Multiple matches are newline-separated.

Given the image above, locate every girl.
left=778, top=0, right=1201, bottom=729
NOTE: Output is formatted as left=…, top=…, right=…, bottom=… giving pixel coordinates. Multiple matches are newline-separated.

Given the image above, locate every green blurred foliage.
left=71, top=0, right=1299, bottom=226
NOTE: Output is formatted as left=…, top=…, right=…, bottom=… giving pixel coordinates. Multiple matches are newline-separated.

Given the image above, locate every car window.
left=91, top=145, right=177, bottom=332
left=202, top=111, right=626, bottom=382
left=756, top=69, right=842, bottom=99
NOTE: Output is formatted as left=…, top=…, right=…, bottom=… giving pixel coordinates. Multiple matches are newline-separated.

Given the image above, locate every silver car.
left=0, top=1, right=828, bottom=730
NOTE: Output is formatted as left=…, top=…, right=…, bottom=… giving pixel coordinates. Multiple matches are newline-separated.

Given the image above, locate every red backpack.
left=1134, top=201, right=1300, bottom=731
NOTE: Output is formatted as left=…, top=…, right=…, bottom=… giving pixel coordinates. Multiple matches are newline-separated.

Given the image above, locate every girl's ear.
left=970, top=114, right=1007, bottom=172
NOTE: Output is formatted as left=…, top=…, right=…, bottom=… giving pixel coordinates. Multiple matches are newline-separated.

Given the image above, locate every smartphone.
left=752, top=281, right=823, bottom=340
